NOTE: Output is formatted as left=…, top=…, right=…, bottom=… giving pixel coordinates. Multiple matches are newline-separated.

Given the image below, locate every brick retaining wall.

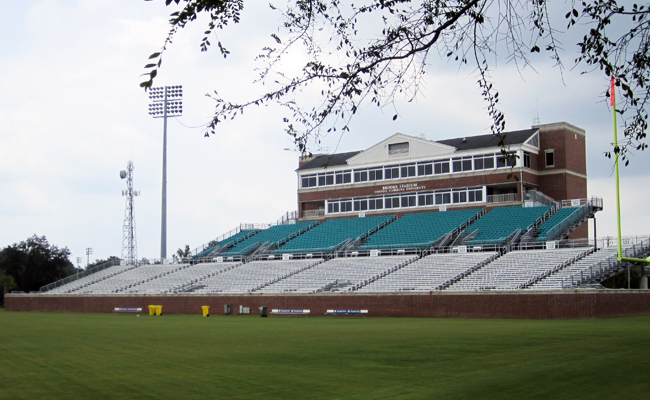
left=6, top=291, right=650, bottom=319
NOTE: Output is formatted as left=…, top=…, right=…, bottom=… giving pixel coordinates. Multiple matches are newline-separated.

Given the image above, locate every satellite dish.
left=120, top=170, right=127, bottom=179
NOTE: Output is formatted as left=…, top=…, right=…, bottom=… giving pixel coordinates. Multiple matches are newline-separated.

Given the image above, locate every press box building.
left=296, top=122, right=588, bottom=239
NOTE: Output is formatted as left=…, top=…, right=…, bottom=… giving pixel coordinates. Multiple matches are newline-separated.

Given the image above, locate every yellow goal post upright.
left=611, top=76, right=650, bottom=265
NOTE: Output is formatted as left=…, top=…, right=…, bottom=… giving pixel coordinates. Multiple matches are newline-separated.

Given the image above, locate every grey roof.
left=298, top=151, right=362, bottom=170
left=297, top=128, right=538, bottom=171
left=437, top=129, right=538, bottom=151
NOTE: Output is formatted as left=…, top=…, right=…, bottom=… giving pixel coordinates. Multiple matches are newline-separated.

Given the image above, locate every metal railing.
left=525, top=190, right=558, bottom=206
left=561, top=235, right=650, bottom=288
left=487, top=193, right=518, bottom=204
left=302, top=209, right=325, bottom=218
left=39, top=258, right=122, bottom=293
left=275, top=211, right=298, bottom=225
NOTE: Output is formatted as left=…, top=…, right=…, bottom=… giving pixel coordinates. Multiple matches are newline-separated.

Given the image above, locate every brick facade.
left=6, top=292, right=650, bottom=319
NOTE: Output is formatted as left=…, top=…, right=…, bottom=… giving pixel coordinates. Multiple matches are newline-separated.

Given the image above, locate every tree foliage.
left=142, top=0, right=650, bottom=163
left=0, top=235, right=75, bottom=301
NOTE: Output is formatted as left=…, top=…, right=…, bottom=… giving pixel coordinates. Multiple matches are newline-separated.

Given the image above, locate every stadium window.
left=388, top=142, right=409, bottom=156
left=368, top=168, right=383, bottom=181
left=318, top=175, right=326, bottom=186
left=484, top=154, right=495, bottom=169
left=474, top=156, right=484, bottom=170
left=400, top=164, right=416, bottom=178
left=301, top=174, right=317, bottom=188
left=497, top=152, right=516, bottom=168
left=434, top=160, right=450, bottom=174
left=418, top=163, right=433, bottom=176
left=384, top=166, right=399, bottom=179
left=523, top=152, right=531, bottom=168
left=325, top=173, right=334, bottom=185
left=452, top=158, right=462, bottom=172
left=341, top=200, right=352, bottom=212
left=368, top=197, right=382, bottom=210
left=385, top=196, right=400, bottom=209
left=400, top=195, right=416, bottom=208
left=335, top=171, right=351, bottom=184
left=462, top=157, right=472, bottom=171
left=545, top=150, right=555, bottom=167
left=354, top=199, right=368, bottom=211
left=354, top=170, right=368, bottom=182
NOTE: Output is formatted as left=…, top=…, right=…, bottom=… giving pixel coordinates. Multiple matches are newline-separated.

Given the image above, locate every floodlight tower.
left=148, top=85, right=183, bottom=259
left=120, top=161, right=140, bottom=265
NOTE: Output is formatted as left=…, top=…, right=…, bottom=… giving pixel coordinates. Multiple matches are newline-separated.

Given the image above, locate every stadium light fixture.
left=149, top=85, right=182, bottom=259
left=85, top=248, right=93, bottom=269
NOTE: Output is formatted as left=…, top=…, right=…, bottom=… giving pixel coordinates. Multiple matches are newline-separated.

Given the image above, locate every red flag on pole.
left=611, top=76, right=616, bottom=107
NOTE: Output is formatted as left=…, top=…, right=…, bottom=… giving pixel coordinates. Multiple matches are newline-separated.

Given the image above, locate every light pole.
left=149, top=85, right=183, bottom=260
left=85, top=248, right=93, bottom=269
left=76, top=257, right=83, bottom=270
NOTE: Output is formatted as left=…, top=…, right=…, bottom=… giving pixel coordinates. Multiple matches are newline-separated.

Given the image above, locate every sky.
left=1, top=0, right=649, bottom=267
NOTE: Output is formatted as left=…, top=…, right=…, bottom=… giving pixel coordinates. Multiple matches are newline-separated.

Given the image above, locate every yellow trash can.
left=148, top=305, right=155, bottom=316
left=202, top=306, right=210, bottom=317
left=155, top=305, right=162, bottom=316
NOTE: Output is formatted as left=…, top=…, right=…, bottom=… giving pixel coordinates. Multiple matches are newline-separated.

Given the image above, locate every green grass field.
left=1, top=310, right=649, bottom=399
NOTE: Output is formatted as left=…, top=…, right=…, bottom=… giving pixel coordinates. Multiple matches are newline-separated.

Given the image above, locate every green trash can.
left=259, top=306, right=268, bottom=318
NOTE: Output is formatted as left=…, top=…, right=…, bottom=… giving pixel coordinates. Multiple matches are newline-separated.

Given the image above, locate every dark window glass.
left=375, top=170, right=382, bottom=180
left=462, top=159, right=472, bottom=171
left=442, top=193, right=451, bottom=204
left=328, top=203, right=333, bottom=213
left=302, top=177, right=309, bottom=188
left=426, top=194, right=433, bottom=205
left=524, top=152, right=531, bottom=168
left=318, top=175, right=326, bottom=186
left=469, top=191, right=475, bottom=202
left=343, top=201, right=352, bottom=212
left=441, top=162, right=450, bottom=173
left=418, top=194, right=426, bottom=206
left=474, top=158, right=484, bottom=170
left=401, top=166, right=408, bottom=177
left=354, top=200, right=361, bottom=211
left=335, top=174, right=343, bottom=184
left=375, top=199, right=383, bottom=209
left=545, top=151, right=554, bottom=167
left=418, top=165, right=425, bottom=176
left=453, top=192, right=460, bottom=204
left=368, top=199, right=376, bottom=210
left=460, top=192, right=467, bottom=203
left=453, top=159, right=462, bottom=172
left=425, top=164, right=432, bottom=175
left=344, top=172, right=351, bottom=183
left=476, top=191, right=483, bottom=202
left=434, top=163, right=442, bottom=174
left=308, top=177, right=316, bottom=187
left=354, top=172, right=361, bottom=182
left=484, top=156, right=494, bottom=169
left=326, top=175, right=334, bottom=185
left=435, top=193, right=443, bottom=204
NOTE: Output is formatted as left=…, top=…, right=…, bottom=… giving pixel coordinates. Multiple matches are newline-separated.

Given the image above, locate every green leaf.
left=148, top=52, right=161, bottom=59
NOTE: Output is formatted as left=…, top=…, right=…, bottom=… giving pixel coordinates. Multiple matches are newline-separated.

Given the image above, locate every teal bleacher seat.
left=194, top=229, right=260, bottom=258
left=536, top=207, right=582, bottom=241
left=466, top=205, right=552, bottom=246
left=222, top=221, right=318, bottom=256
left=274, top=215, right=395, bottom=254
left=359, top=209, right=482, bottom=250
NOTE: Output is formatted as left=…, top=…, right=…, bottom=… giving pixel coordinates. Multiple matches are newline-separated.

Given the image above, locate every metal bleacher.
left=446, top=248, right=590, bottom=291
left=462, top=205, right=553, bottom=246
left=358, top=252, right=498, bottom=292
left=259, top=255, right=417, bottom=293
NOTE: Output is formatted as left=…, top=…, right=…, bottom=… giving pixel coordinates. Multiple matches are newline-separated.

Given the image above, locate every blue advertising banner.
left=271, top=309, right=310, bottom=315
left=326, top=309, right=368, bottom=315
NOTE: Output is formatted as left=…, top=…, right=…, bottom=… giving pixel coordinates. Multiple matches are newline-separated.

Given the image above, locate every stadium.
left=6, top=122, right=650, bottom=318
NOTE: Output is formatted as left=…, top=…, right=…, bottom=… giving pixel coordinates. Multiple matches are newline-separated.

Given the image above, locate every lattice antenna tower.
left=120, top=161, right=140, bottom=265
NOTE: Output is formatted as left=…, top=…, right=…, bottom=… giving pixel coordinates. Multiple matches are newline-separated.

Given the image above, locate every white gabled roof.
left=346, top=133, right=456, bottom=166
